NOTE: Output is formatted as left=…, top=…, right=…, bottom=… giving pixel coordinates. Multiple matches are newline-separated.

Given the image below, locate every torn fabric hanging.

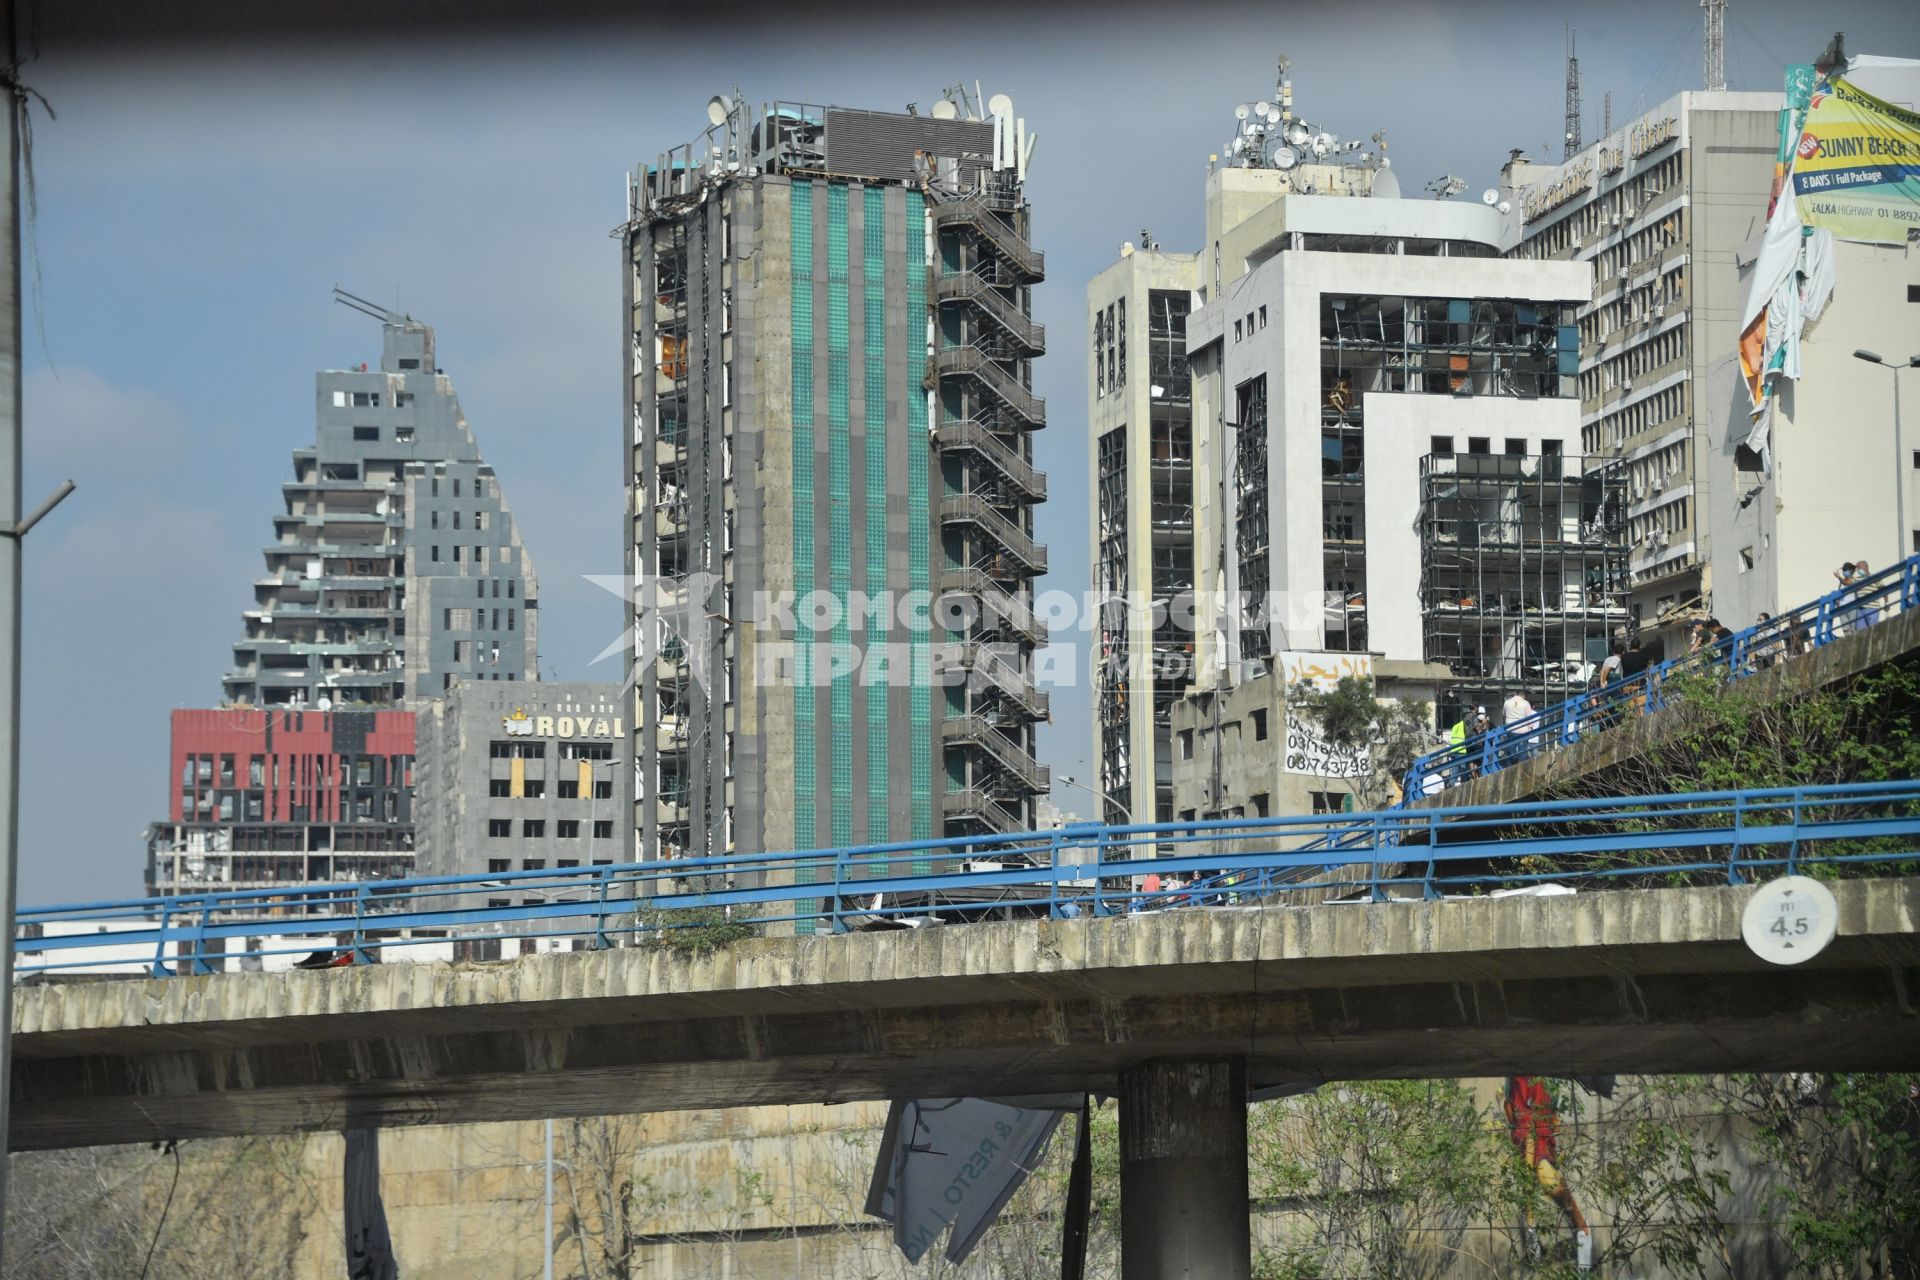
left=865, top=1095, right=1081, bottom=1264
left=344, top=1128, right=399, bottom=1280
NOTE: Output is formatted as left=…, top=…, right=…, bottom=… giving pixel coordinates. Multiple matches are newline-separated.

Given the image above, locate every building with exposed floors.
left=624, top=88, right=1048, bottom=867
left=224, top=289, right=540, bottom=709
left=1088, top=247, right=1201, bottom=826
left=1417, top=449, right=1628, bottom=724
left=1091, top=64, right=1607, bottom=827
left=414, top=682, right=632, bottom=883
left=147, top=708, right=415, bottom=897
left=147, top=293, right=541, bottom=899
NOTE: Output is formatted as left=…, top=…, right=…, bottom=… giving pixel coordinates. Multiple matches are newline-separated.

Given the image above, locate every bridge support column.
left=1118, top=1057, right=1249, bottom=1280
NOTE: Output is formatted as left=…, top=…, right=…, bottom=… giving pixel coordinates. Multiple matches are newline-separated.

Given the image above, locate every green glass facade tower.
left=626, top=94, right=1048, bottom=866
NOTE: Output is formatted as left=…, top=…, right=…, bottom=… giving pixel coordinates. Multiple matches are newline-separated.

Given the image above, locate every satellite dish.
left=1372, top=168, right=1402, bottom=199
left=1230, top=136, right=1245, bottom=155
left=1314, top=132, right=1334, bottom=152
left=1253, top=100, right=1272, bottom=118
left=316, top=696, right=334, bottom=712
left=1286, top=122, right=1310, bottom=145
left=931, top=100, right=959, bottom=120
left=1481, top=188, right=1500, bottom=205
left=1497, top=199, right=1513, bottom=214
left=706, top=96, right=731, bottom=127
left=1273, top=145, right=1298, bottom=169
left=1377, top=156, right=1391, bottom=168
left=1235, top=104, right=1251, bottom=121
left=987, top=92, right=1013, bottom=117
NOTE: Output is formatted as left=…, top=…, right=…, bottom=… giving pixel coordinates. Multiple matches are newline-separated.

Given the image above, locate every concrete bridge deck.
left=12, top=877, right=1920, bottom=1151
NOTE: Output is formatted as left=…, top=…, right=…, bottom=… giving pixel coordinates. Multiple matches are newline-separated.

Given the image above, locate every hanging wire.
left=1731, top=10, right=1787, bottom=74
left=136, top=1140, right=183, bottom=1280
left=0, top=49, right=55, bottom=368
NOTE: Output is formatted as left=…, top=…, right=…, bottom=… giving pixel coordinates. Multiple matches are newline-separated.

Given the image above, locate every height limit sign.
left=1740, top=876, right=1839, bottom=965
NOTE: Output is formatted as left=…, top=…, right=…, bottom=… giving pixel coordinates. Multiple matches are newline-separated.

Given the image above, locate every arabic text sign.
left=1792, top=75, right=1920, bottom=245
left=1276, top=651, right=1374, bottom=695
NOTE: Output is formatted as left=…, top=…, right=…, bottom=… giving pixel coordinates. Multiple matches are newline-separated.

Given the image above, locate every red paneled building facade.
left=147, top=709, right=416, bottom=894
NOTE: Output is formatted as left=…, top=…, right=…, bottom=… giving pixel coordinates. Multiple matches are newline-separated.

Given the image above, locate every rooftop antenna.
left=1426, top=175, right=1468, bottom=199
left=1564, top=26, right=1583, bottom=159
left=1702, top=0, right=1727, bottom=91
left=333, top=285, right=409, bottom=325
left=1604, top=91, right=1612, bottom=136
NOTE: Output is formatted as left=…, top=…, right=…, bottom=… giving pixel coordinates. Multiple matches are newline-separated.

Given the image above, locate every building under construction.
left=625, top=88, right=1049, bottom=862
left=1418, top=449, right=1629, bottom=725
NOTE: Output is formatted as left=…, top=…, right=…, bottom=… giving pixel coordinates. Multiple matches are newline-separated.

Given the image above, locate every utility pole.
left=1564, top=28, right=1582, bottom=160
left=1703, top=0, right=1728, bottom=91
left=0, top=0, right=23, bottom=1224
left=0, top=0, right=73, bottom=1224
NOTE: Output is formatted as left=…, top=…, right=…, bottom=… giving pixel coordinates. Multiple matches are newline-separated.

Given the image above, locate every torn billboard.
left=1792, top=69, right=1920, bottom=245
left=865, top=1095, right=1081, bottom=1264
left=1736, top=55, right=1919, bottom=455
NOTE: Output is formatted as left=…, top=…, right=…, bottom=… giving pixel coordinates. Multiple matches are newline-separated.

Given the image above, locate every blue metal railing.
left=1404, top=553, right=1920, bottom=799
left=16, top=780, right=1920, bottom=979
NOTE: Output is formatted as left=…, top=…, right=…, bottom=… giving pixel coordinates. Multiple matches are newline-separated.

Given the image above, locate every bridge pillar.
left=1118, top=1057, right=1249, bottom=1280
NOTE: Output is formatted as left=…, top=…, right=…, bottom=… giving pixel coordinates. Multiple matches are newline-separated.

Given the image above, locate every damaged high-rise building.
left=624, top=89, right=1048, bottom=863
left=224, top=290, right=540, bottom=708
left=146, top=292, right=541, bottom=897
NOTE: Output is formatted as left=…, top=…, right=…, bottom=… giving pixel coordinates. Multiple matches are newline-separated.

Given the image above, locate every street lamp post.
left=1852, top=350, right=1920, bottom=563
left=1058, top=773, right=1129, bottom=825
left=1059, top=773, right=1135, bottom=905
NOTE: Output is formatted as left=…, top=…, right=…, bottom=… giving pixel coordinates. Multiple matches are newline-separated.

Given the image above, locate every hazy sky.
left=16, top=1, right=1913, bottom=905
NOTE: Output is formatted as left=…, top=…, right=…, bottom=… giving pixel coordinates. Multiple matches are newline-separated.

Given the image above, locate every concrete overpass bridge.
left=14, top=780, right=1920, bottom=1276
left=13, top=872, right=1920, bottom=1154
left=13, top=778, right=1920, bottom=1135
